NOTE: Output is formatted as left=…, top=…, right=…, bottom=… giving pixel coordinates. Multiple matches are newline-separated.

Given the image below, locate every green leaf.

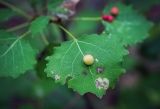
left=48, top=23, right=62, bottom=43
left=0, top=9, right=16, bottom=22
left=102, top=2, right=153, bottom=46
left=0, top=30, right=37, bottom=78
left=45, top=34, right=127, bottom=98
left=29, top=16, right=49, bottom=36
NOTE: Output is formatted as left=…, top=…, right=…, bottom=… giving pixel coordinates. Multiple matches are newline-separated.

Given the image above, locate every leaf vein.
left=60, top=42, right=75, bottom=70
left=78, top=41, right=108, bottom=54
left=71, top=52, right=80, bottom=76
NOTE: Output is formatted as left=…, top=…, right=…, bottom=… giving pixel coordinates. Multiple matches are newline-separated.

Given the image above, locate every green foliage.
left=44, top=2, right=153, bottom=97
left=103, top=2, right=153, bottom=46
left=0, top=30, right=37, bottom=78
left=45, top=34, right=127, bottom=97
left=0, top=1, right=153, bottom=98
left=47, top=24, right=62, bottom=43
left=29, top=16, right=50, bottom=36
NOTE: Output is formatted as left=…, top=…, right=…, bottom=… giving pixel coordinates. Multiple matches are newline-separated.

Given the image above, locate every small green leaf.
left=45, top=34, right=127, bottom=98
left=0, top=9, right=16, bottom=22
left=29, top=16, right=49, bottom=36
left=102, top=2, right=153, bottom=46
left=0, top=30, right=37, bottom=78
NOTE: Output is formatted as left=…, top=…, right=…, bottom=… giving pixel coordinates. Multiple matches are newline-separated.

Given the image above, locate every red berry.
left=102, top=15, right=114, bottom=22
left=110, top=6, right=119, bottom=16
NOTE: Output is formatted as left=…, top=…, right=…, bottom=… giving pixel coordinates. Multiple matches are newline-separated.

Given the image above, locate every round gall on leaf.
left=83, top=54, right=94, bottom=65
left=110, top=6, right=119, bottom=16
left=102, top=15, right=114, bottom=22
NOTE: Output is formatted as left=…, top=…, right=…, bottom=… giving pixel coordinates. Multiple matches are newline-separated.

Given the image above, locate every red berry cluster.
left=102, top=6, right=119, bottom=22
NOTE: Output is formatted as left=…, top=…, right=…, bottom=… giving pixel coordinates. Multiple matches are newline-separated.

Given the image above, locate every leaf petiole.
left=58, top=25, right=84, bottom=56
left=7, top=22, right=29, bottom=32
left=73, top=17, right=102, bottom=21
left=58, top=25, right=77, bottom=41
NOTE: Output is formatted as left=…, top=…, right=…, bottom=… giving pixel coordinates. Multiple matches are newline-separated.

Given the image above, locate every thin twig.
left=7, top=22, right=29, bottom=32
left=73, top=17, right=102, bottom=21
left=0, top=0, right=32, bottom=20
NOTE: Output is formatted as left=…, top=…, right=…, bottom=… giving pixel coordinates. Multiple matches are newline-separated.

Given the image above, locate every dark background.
left=0, top=0, right=160, bottom=109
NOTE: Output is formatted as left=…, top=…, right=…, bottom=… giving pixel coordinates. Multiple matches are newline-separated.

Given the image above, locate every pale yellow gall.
left=83, top=54, right=94, bottom=65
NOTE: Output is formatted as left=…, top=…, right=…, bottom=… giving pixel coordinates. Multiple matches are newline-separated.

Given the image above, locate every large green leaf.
left=0, top=30, right=37, bottom=78
left=45, top=34, right=127, bottom=97
left=102, top=2, right=153, bottom=46
left=29, top=16, right=49, bottom=36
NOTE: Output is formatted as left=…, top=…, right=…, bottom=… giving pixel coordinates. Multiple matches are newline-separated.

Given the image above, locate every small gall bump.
left=110, top=6, right=119, bottom=16
left=95, top=58, right=99, bottom=62
left=102, top=15, right=114, bottom=22
left=83, top=54, right=94, bottom=65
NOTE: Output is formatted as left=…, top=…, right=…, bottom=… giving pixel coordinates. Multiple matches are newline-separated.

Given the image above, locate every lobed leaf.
left=102, top=2, right=153, bottom=46
left=45, top=34, right=127, bottom=97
